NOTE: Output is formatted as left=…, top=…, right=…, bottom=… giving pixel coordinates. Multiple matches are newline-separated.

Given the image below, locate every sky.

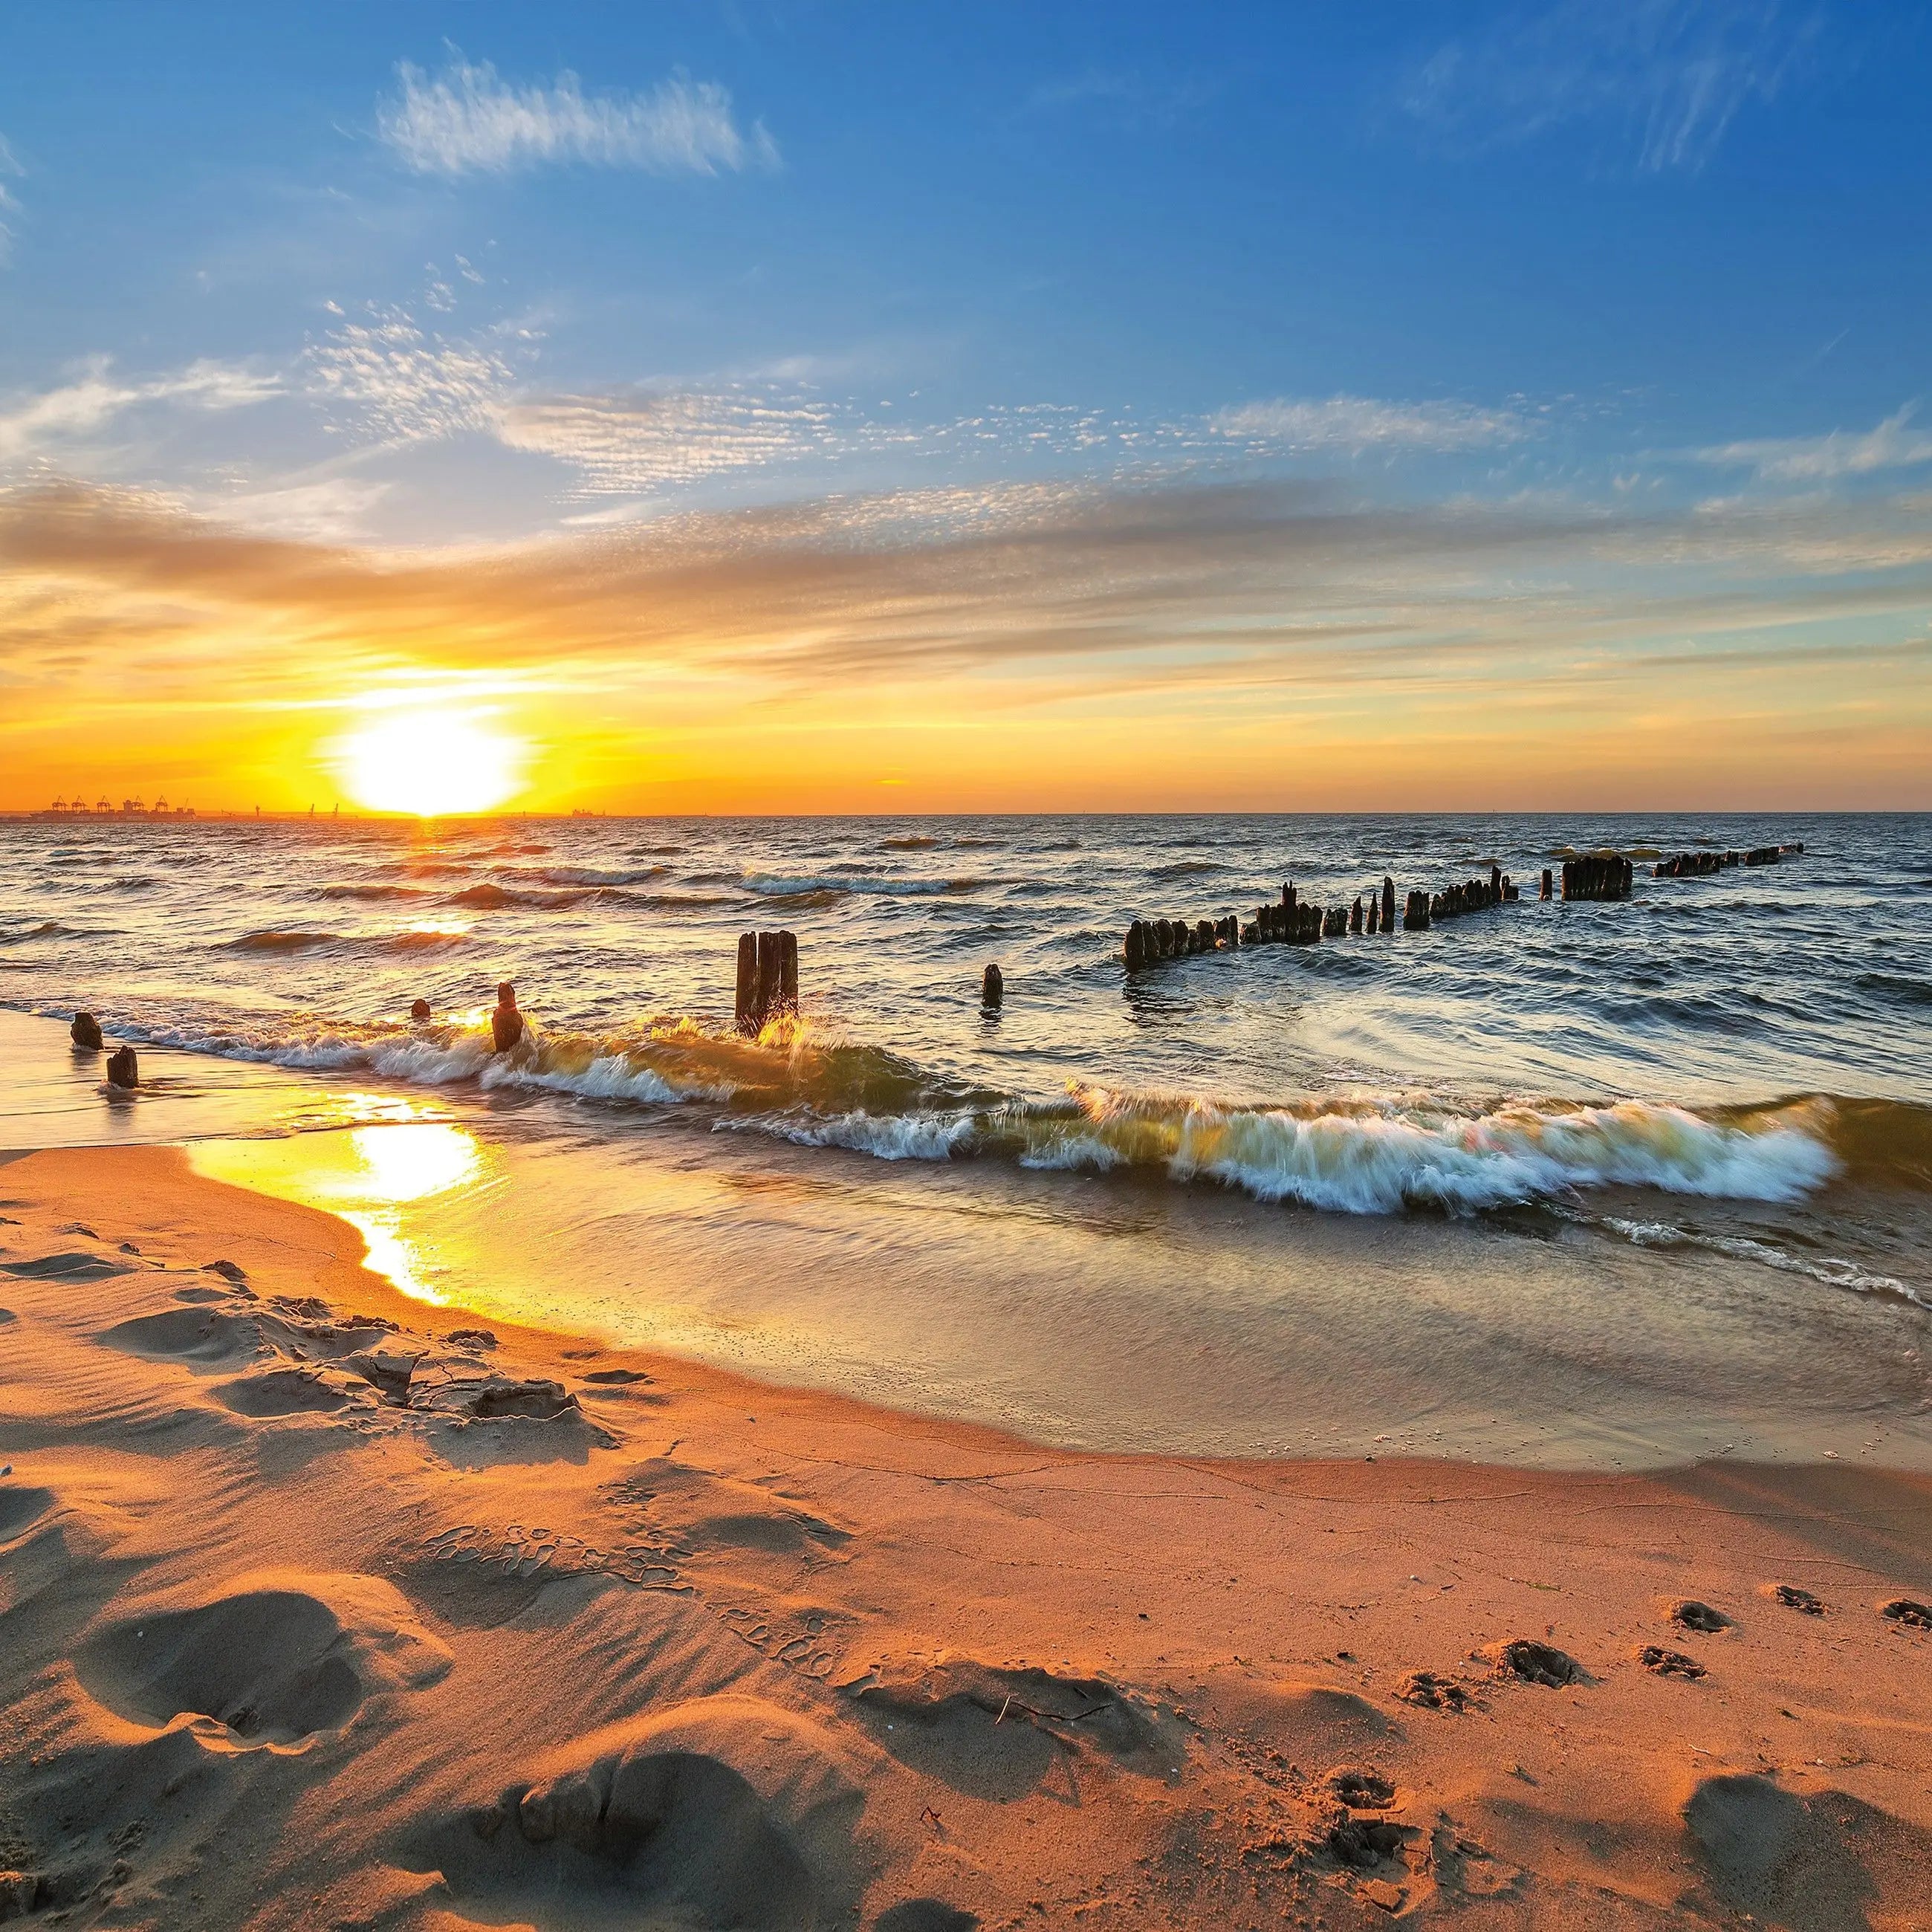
left=1, top=0, right=1929, bottom=813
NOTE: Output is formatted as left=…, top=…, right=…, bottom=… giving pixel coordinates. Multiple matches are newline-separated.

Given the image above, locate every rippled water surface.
left=3, top=811, right=1928, bottom=1466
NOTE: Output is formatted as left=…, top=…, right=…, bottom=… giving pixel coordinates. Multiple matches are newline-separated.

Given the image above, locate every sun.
left=337, top=710, right=526, bottom=817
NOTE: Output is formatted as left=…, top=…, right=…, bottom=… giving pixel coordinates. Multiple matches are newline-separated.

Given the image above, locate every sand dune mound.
left=0, top=1483, right=55, bottom=1543
left=613, top=1457, right=853, bottom=1563
left=853, top=1659, right=1170, bottom=1798
left=74, top=1571, right=450, bottom=1747
left=100, top=1304, right=265, bottom=1368
left=1193, top=1677, right=1393, bottom=1755
left=423, top=1698, right=864, bottom=1930
left=213, top=1367, right=363, bottom=1418
left=4, top=1251, right=135, bottom=1283
left=1684, top=1772, right=1932, bottom=1928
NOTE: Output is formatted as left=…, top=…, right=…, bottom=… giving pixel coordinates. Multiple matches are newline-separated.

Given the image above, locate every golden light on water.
left=337, top=710, right=525, bottom=817
left=192, top=1120, right=486, bottom=1307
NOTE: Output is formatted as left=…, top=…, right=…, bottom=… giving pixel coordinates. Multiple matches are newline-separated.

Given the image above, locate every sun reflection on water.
left=190, top=1120, right=489, bottom=1306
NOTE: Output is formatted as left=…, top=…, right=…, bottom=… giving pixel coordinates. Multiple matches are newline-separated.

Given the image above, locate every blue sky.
left=2, top=1, right=1929, bottom=809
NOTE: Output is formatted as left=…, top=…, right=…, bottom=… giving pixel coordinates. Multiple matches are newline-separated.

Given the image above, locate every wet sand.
left=1, top=1143, right=1928, bottom=1928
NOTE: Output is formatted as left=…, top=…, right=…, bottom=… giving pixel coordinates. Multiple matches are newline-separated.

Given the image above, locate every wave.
left=1601, top=1216, right=1923, bottom=1308
left=317, top=882, right=432, bottom=901
left=1150, top=859, right=1225, bottom=880
left=521, top=865, right=668, bottom=888
left=881, top=836, right=939, bottom=850
left=228, top=927, right=470, bottom=956
left=0, top=921, right=77, bottom=945
left=23, top=993, right=1922, bottom=1222
left=447, top=882, right=589, bottom=910
left=230, top=930, right=340, bottom=952
left=740, top=873, right=983, bottom=898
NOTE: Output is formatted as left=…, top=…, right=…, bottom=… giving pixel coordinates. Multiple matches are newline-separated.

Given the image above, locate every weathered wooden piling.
left=1366, top=894, right=1379, bottom=934
left=106, top=1046, right=138, bottom=1089
left=1381, top=876, right=1395, bottom=932
left=409, top=998, right=431, bottom=1021
left=1560, top=855, right=1633, bottom=901
left=490, top=982, right=524, bottom=1052
left=1403, top=889, right=1430, bottom=931
left=1349, top=895, right=1364, bottom=934
left=70, top=1011, right=103, bottom=1050
left=1540, top=867, right=1554, bottom=900
left=1322, top=904, right=1347, bottom=937
left=982, top=963, right=1003, bottom=1006
left=1743, top=845, right=1781, bottom=866
left=736, top=930, right=800, bottom=1031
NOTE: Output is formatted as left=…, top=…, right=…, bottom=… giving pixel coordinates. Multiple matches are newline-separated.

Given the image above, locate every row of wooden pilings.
left=1124, top=867, right=1526, bottom=967
left=1558, top=855, right=1634, bottom=901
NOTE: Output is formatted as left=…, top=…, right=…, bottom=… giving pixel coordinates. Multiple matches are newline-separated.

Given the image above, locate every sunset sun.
left=337, top=710, right=525, bottom=817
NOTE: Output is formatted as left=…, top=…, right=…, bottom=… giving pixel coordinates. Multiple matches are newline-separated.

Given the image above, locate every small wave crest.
left=230, top=930, right=340, bottom=953
left=741, top=872, right=982, bottom=898
left=317, top=882, right=431, bottom=901
left=0, top=921, right=76, bottom=945
left=1601, top=1216, right=1923, bottom=1308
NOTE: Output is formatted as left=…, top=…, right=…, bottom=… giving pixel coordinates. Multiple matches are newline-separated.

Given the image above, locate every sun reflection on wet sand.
left=190, top=1121, right=489, bottom=1307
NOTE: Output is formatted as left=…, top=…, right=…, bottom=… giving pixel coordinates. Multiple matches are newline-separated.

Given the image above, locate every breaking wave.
left=739, top=872, right=983, bottom=898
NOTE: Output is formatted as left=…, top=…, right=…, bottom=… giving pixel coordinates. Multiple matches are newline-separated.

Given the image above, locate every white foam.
left=1602, top=1216, right=1922, bottom=1306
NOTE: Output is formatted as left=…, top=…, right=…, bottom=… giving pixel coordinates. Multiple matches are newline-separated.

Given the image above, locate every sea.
left=3, top=810, right=1928, bottom=1470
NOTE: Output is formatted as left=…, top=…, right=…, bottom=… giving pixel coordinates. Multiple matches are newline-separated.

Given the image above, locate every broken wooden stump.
left=409, top=998, right=432, bottom=1021
left=982, top=963, right=1004, bottom=1007
left=490, top=982, right=525, bottom=1052
left=1403, top=890, right=1430, bottom=931
left=106, top=1046, right=138, bottom=1089
left=1322, top=904, right=1347, bottom=937
left=1540, top=867, right=1554, bottom=900
left=736, top=930, right=799, bottom=1032
left=1349, top=895, right=1364, bottom=934
left=1381, top=876, right=1395, bottom=932
left=70, top=1011, right=103, bottom=1050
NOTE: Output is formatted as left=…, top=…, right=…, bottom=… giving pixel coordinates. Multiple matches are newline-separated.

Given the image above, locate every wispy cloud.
left=1698, top=405, right=1932, bottom=481
left=6, top=473, right=1928, bottom=705
left=496, top=386, right=837, bottom=490
left=304, top=305, right=533, bottom=444
left=1404, top=0, right=1822, bottom=173
left=0, top=358, right=281, bottom=464
left=377, top=56, right=777, bottom=177
left=1211, top=395, right=1529, bottom=454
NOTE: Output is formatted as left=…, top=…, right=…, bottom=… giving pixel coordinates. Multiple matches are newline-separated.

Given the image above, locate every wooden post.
left=1124, top=922, right=1145, bottom=970
left=490, top=982, right=524, bottom=1051
left=1403, top=890, right=1430, bottom=930
left=982, top=963, right=1003, bottom=1005
left=409, top=998, right=431, bottom=1021
left=1381, top=876, right=1395, bottom=931
left=735, top=933, right=759, bottom=1032
left=1540, top=867, right=1553, bottom=900
left=70, top=1011, right=103, bottom=1050
left=106, top=1045, right=138, bottom=1089
left=1367, top=894, right=1378, bottom=934
left=1349, top=895, right=1364, bottom=933
left=779, top=930, right=799, bottom=1015
left=756, top=931, right=782, bottom=1026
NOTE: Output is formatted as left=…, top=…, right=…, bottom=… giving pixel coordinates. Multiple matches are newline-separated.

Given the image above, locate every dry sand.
left=0, top=1144, right=1928, bottom=1931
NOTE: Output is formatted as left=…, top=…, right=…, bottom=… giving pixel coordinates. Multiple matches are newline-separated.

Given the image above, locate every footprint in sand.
left=1395, top=1671, right=1468, bottom=1711
left=1880, top=1597, right=1931, bottom=1630
left=1637, top=1645, right=1708, bottom=1679
left=1479, top=1639, right=1584, bottom=1688
left=418, top=1697, right=864, bottom=1931
left=1669, top=1599, right=1733, bottom=1634
left=74, top=1572, right=450, bottom=1749
left=1772, top=1584, right=1828, bottom=1615
left=1326, top=1766, right=1397, bottom=1809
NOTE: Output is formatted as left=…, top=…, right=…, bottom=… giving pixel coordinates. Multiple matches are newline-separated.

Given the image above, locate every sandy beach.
left=1, top=1143, right=1927, bottom=1930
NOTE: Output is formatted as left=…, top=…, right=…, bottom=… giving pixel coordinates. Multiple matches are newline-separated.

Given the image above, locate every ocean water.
left=3, top=811, right=1929, bottom=1467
